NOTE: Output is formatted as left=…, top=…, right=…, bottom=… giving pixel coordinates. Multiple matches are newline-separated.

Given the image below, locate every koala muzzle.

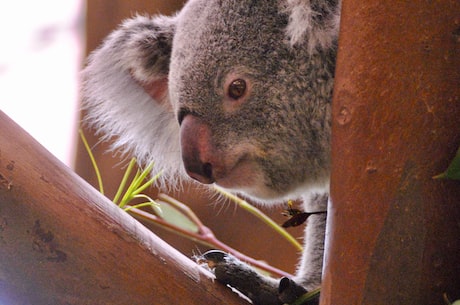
left=180, top=115, right=216, bottom=184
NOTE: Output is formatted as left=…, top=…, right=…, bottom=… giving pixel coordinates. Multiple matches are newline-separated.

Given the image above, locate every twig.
left=128, top=193, right=293, bottom=278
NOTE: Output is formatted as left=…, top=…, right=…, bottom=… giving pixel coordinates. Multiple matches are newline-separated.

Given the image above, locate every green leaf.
left=433, top=146, right=460, bottom=180
left=157, top=200, right=199, bottom=233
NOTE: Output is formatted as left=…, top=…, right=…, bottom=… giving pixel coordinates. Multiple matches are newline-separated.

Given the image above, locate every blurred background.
left=0, top=0, right=84, bottom=166
left=0, top=0, right=304, bottom=276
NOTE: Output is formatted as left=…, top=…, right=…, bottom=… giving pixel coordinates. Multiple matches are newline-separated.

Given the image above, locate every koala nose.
left=180, top=115, right=216, bottom=184
left=188, top=161, right=214, bottom=184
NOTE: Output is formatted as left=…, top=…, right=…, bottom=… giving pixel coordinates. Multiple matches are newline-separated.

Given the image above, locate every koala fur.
left=82, top=0, right=340, bottom=304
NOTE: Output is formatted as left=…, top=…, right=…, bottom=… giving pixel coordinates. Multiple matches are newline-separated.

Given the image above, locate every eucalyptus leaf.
left=157, top=200, right=199, bottom=233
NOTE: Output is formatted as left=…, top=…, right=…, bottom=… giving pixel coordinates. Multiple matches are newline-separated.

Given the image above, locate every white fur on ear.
left=81, top=23, right=184, bottom=186
left=282, top=0, right=341, bottom=53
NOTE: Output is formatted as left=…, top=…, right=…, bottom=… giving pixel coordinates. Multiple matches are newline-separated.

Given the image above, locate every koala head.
left=82, top=0, right=340, bottom=204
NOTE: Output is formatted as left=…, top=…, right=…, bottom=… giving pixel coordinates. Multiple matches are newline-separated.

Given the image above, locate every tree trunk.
left=323, top=0, right=460, bottom=304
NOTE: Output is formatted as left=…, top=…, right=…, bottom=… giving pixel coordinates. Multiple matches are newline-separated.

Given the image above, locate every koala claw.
left=198, top=250, right=319, bottom=305
left=198, top=250, right=281, bottom=305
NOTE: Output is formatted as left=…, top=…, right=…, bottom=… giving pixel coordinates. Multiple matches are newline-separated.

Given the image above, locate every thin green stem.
left=79, top=129, right=104, bottom=195
left=118, top=161, right=158, bottom=209
left=124, top=202, right=157, bottom=212
left=214, top=185, right=303, bottom=252
left=113, top=158, right=137, bottom=205
left=119, top=169, right=142, bottom=208
left=132, top=170, right=162, bottom=197
left=131, top=194, right=162, bottom=216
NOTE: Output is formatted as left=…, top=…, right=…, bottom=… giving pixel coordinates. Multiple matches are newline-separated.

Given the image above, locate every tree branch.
left=0, top=111, right=249, bottom=305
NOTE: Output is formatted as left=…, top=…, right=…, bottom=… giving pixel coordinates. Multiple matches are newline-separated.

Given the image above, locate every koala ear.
left=83, top=14, right=176, bottom=102
left=82, top=15, right=183, bottom=183
left=118, top=15, right=175, bottom=87
left=281, top=0, right=341, bottom=53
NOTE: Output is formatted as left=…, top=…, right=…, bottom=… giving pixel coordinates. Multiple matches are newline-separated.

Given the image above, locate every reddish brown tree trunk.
left=323, top=0, right=460, bottom=304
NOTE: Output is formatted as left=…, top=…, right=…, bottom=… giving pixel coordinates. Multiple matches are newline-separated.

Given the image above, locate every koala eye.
left=227, top=79, right=247, bottom=100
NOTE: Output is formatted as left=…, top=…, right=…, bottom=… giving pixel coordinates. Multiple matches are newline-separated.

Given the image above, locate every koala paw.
left=197, top=250, right=319, bottom=305
left=198, top=250, right=281, bottom=305
left=278, top=277, right=319, bottom=305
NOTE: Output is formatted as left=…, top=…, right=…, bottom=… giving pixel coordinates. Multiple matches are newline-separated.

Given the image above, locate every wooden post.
left=0, top=111, right=248, bottom=305
left=323, top=0, right=460, bottom=304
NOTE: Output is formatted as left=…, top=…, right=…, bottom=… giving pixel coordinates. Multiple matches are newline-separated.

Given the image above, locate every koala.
left=82, top=0, right=340, bottom=304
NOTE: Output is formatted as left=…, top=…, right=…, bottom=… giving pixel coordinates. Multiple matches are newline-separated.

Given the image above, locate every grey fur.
left=82, top=0, right=340, bottom=303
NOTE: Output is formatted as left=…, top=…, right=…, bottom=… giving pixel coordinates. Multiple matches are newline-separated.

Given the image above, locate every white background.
left=0, top=0, right=85, bottom=167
